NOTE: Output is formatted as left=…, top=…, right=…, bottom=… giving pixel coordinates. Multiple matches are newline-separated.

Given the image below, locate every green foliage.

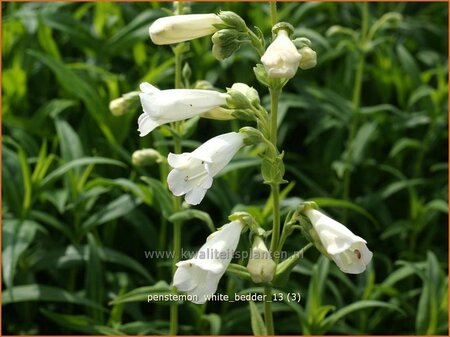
left=2, top=2, right=447, bottom=335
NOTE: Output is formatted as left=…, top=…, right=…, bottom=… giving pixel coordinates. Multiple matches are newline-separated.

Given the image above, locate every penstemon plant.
left=131, top=2, right=373, bottom=335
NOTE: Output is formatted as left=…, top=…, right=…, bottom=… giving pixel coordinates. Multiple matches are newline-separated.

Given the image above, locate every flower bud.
left=261, top=152, right=286, bottom=185
left=200, top=107, right=235, bottom=120
left=149, top=14, right=222, bottom=45
left=132, top=148, right=164, bottom=167
left=261, top=29, right=301, bottom=79
left=247, top=236, right=276, bottom=283
left=239, top=126, right=265, bottom=146
left=298, top=46, right=317, bottom=70
left=212, top=29, right=240, bottom=45
left=292, top=37, right=312, bottom=49
left=226, top=83, right=260, bottom=110
left=109, top=92, right=140, bottom=116
left=212, top=39, right=241, bottom=60
left=182, top=62, right=192, bottom=82
left=226, top=84, right=252, bottom=109
left=217, top=11, right=247, bottom=32
left=193, top=80, right=215, bottom=90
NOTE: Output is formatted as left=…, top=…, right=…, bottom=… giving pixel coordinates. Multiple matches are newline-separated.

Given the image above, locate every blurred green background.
left=2, top=1, right=448, bottom=335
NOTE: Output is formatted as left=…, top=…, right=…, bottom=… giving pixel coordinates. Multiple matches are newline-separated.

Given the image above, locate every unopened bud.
left=298, top=46, right=317, bottom=70
left=217, top=11, right=247, bottom=32
left=226, top=82, right=260, bottom=109
left=239, top=126, right=265, bottom=146
left=272, top=22, right=295, bottom=36
left=212, top=29, right=239, bottom=45
left=132, top=149, right=164, bottom=167
left=201, top=107, right=235, bottom=120
left=247, top=236, right=276, bottom=283
left=226, top=85, right=252, bottom=109
left=292, top=37, right=312, bottom=49
left=193, top=80, right=215, bottom=90
left=109, top=92, right=140, bottom=116
left=182, top=62, right=192, bottom=82
left=212, top=40, right=240, bottom=60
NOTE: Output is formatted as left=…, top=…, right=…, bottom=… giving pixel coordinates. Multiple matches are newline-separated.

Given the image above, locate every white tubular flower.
left=261, top=30, right=301, bottom=79
left=138, top=83, right=228, bottom=137
left=247, top=236, right=276, bottom=283
left=173, top=220, right=243, bottom=304
left=167, top=132, right=244, bottom=205
left=149, top=14, right=222, bottom=45
left=305, top=209, right=373, bottom=274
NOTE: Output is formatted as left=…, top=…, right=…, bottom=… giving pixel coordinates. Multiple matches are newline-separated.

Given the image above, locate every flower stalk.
left=342, top=2, right=369, bottom=223
left=170, top=3, right=185, bottom=334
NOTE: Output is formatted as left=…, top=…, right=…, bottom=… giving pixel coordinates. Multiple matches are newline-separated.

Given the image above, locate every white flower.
left=305, top=209, right=373, bottom=274
left=247, top=236, right=276, bottom=283
left=138, top=83, right=228, bottom=137
left=173, top=220, right=243, bottom=304
left=149, top=14, right=222, bottom=45
left=261, top=30, right=301, bottom=79
left=167, top=132, right=244, bottom=205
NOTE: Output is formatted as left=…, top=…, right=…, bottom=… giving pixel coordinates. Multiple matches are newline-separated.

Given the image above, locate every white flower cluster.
left=135, top=11, right=372, bottom=304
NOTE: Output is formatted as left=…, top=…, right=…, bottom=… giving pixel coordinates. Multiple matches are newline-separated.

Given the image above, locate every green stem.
left=264, top=287, right=274, bottom=335
left=270, top=1, right=277, bottom=27
left=169, top=7, right=184, bottom=333
left=265, top=86, right=281, bottom=336
left=342, top=2, right=368, bottom=223
left=269, top=88, right=281, bottom=255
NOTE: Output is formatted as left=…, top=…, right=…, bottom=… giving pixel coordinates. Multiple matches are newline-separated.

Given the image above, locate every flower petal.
left=137, top=113, right=159, bottom=137
left=188, top=271, right=223, bottom=304
left=167, top=169, right=193, bottom=196
left=140, top=82, right=160, bottom=94
left=167, top=153, right=191, bottom=169
left=185, top=186, right=208, bottom=205
left=173, top=261, right=203, bottom=292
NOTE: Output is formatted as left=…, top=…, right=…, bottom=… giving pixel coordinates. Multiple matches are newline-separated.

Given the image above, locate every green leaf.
left=40, top=309, right=98, bottom=334
left=55, top=118, right=83, bottom=162
left=81, top=194, right=140, bottom=232
left=40, top=157, right=125, bottom=188
left=217, top=156, right=260, bottom=177
left=396, top=44, right=421, bottom=85
left=425, top=199, right=448, bottom=214
left=322, top=300, right=403, bottom=329
left=17, top=145, right=32, bottom=215
left=31, top=244, right=153, bottom=282
left=389, top=137, right=422, bottom=158
left=27, top=50, right=117, bottom=145
left=2, top=219, right=39, bottom=290
left=30, top=210, right=74, bottom=240
left=105, top=10, right=162, bottom=55
left=306, top=256, right=329, bottom=314
left=2, top=146, right=24, bottom=215
left=381, top=179, right=426, bottom=199
left=86, top=234, right=104, bottom=323
left=86, top=177, right=153, bottom=206
left=416, top=252, right=443, bottom=334
left=2, top=284, right=105, bottom=310
left=141, top=176, right=173, bottom=218
left=169, top=209, right=215, bottom=232
left=201, top=313, right=221, bottom=335
left=41, top=11, right=100, bottom=51
left=350, top=122, right=377, bottom=164
left=249, top=301, right=267, bottom=336
left=110, top=281, right=173, bottom=305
